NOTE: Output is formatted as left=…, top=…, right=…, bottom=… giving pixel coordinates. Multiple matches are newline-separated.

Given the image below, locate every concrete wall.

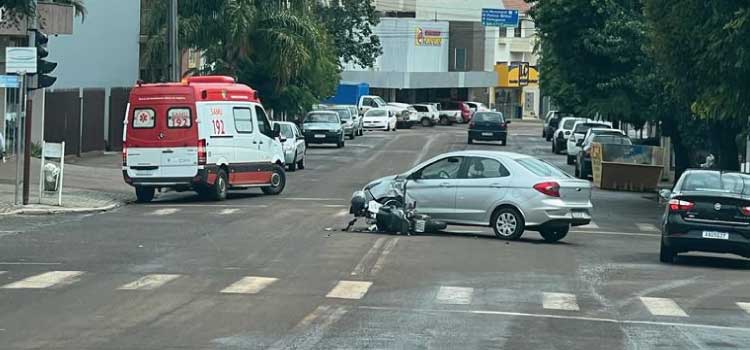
left=449, top=22, right=487, bottom=72
left=47, top=0, right=141, bottom=89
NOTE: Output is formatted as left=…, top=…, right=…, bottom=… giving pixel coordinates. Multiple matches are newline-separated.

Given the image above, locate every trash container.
left=43, top=162, right=60, bottom=192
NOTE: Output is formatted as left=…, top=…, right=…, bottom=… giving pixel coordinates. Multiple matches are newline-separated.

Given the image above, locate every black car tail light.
left=668, top=199, right=695, bottom=212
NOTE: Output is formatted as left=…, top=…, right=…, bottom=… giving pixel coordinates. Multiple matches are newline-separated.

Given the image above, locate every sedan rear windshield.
left=304, top=113, right=338, bottom=123
left=574, top=123, right=610, bottom=134
left=366, top=110, right=387, bottom=117
left=516, top=158, right=570, bottom=178
left=328, top=109, right=352, bottom=120
left=563, top=119, right=582, bottom=129
left=681, top=172, right=750, bottom=195
left=473, top=112, right=504, bottom=123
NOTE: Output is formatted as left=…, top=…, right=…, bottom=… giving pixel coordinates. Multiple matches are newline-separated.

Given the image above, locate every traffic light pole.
left=22, top=1, right=37, bottom=205
left=167, top=0, right=179, bottom=81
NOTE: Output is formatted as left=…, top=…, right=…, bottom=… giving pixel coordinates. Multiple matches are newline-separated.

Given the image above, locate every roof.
left=132, top=76, right=259, bottom=103
left=503, top=0, right=531, bottom=14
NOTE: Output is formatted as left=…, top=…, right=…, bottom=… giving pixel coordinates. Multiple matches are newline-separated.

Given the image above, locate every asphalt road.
left=2, top=122, right=750, bottom=350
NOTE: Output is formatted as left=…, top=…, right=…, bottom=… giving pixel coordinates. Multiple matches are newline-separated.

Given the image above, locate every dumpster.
left=591, top=143, right=664, bottom=192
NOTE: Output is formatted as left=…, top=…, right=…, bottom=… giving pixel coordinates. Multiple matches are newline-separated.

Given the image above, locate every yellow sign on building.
left=495, top=63, right=539, bottom=88
left=415, top=27, right=443, bottom=46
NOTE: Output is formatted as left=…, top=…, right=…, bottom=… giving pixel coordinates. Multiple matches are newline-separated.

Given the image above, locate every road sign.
left=5, top=47, right=37, bottom=74
left=0, top=75, right=19, bottom=88
left=481, top=8, right=519, bottom=28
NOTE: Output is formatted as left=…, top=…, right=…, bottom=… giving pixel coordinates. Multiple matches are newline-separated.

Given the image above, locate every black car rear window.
left=681, top=172, right=750, bottom=195
left=474, top=112, right=504, bottom=123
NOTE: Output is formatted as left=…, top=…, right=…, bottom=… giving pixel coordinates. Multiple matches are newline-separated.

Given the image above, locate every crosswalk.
left=2, top=270, right=750, bottom=320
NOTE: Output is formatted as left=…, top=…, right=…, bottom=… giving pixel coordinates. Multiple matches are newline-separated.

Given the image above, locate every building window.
left=454, top=48, right=467, bottom=71
left=514, top=21, right=522, bottom=38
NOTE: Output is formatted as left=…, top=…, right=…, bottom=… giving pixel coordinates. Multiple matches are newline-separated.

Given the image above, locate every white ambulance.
left=122, top=76, right=286, bottom=202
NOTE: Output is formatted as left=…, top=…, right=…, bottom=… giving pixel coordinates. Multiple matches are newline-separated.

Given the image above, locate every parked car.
left=468, top=112, right=509, bottom=145
left=363, top=108, right=397, bottom=131
left=465, top=101, right=490, bottom=113
left=357, top=95, right=410, bottom=125
left=412, top=104, right=440, bottom=127
left=363, top=151, right=592, bottom=242
left=552, top=117, right=587, bottom=154
left=388, top=102, right=419, bottom=128
left=276, top=121, right=306, bottom=171
left=575, top=133, right=631, bottom=179
left=544, top=112, right=562, bottom=141
left=659, top=170, right=750, bottom=263
left=325, top=104, right=362, bottom=135
left=440, top=101, right=472, bottom=124
left=122, top=75, right=286, bottom=203
left=301, top=111, right=346, bottom=148
left=566, top=121, right=612, bottom=164
left=542, top=111, right=559, bottom=139
left=325, top=107, right=357, bottom=139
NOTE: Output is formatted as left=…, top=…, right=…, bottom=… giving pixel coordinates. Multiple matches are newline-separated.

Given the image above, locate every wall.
left=449, top=22, right=486, bottom=72
left=47, top=0, right=141, bottom=89
left=415, top=0, right=503, bottom=21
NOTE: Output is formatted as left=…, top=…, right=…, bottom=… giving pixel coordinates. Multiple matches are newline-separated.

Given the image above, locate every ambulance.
left=122, top=76, right=286, bottom=202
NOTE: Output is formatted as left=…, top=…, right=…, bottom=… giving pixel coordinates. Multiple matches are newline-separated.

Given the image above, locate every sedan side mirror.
left=505, top=120, right=511, bottom=124
left=659, top=189, right=672, bottom=200
left=279, top=136, right=287, bottom=143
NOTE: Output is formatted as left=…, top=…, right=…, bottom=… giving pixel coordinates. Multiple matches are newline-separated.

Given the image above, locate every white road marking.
left=149, top=204, right=268, bottom=208
left=543, top=292, right=580, bottom=311
left=411, top=134, right=437, bottom=167
left=370, top=238, right=399, bottom=275
left=219, top=208, right=240, bottom=215
left=571, top=230, right=660, bottom=238
left=737, top=302, right=750, bottom=315
left=436, top=286, right=474, bottom=305
left=578, top=221, right=599, bottom=229
left=358, top=306, right=750, bottom=332
left=117, top=274, right=182, bottom=290
left=640, top=297, right=688, bottom=317
left=335, top=210, right=349, bottom=217
left=326, top=280, right=373, bottom=299
left=351, top=237, right=386, bottom=276
left=322, top=204, right=347, bottom=208
left=0, top=271, right=5, bottom=275
left=1, top=271, right=84, bottom=289
left=0, top=262, right=62, bottom=265
left=266, top=305, right=348, bottom=350
left=636, top=223, right=659, bottom=232
left=149, top=208, right=179, bottom=216
left=220, top=276, right=278, bottom=294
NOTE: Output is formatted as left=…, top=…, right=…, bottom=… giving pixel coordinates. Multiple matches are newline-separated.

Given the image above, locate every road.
left=2, top=122, right=750, bottom=350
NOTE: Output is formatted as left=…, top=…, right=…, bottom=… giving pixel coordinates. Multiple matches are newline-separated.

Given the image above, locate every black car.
left=575, top=133, right=631, bottom=179
left=659, top=170, right=750, bottom=263
left=467, top=112, right=509, bottom=145
left=544, top=113, right=561, bottom=141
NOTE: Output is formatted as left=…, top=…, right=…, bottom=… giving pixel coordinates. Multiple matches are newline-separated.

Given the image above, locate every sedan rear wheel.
left=492, top=207, right=525, bottom=240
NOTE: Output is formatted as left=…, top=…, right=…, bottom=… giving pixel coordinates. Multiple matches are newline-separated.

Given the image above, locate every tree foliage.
left=315, top=0, right=382, bottom=68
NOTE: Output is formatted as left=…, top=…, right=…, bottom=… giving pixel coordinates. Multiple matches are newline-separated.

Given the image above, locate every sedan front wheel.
left=492, top=207, right=525, bottom=240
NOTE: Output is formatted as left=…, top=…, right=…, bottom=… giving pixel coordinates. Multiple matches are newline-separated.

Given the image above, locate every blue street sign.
left=0, top=75, right=20, bottom=88
left=481, top=8, right=519, bottom=28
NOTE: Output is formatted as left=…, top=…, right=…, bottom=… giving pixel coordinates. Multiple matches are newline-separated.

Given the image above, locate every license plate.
left=702, top=231, right=729, bottom=240
left=482, top=132, right=493, bottom=136
left=135, top=171, right=155, bottom=177
left=314, top=134, right=326, bottom=138
left=571, top=211, right=587, bottom=219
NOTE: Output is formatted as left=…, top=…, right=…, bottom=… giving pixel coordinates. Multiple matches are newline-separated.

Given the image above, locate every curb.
left=0, top=202, right=123, bottom=216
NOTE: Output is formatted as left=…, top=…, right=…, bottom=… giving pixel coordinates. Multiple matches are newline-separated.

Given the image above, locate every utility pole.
left=167, top=0, right=179, bottom=81
left=22, top=0, right=38, bottom=205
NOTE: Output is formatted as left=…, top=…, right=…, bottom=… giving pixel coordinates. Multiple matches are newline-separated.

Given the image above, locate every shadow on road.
left=343, top=227, right=581, bottom=246
left=674, top=254, right=750, bottom=270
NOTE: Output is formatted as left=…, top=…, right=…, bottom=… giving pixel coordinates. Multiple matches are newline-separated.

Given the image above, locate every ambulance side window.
left=233, top=108, right=253, bottom=133
left=255, top=106, right=272, bottom=138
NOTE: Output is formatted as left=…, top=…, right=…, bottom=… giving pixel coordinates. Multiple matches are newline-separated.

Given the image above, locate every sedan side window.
left=465, top=157, right=510, bottom=179
left=419, top=157, right=463, bottom=180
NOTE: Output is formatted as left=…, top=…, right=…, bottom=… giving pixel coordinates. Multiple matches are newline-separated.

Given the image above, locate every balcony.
left=498, top=37, right=535, bottom=53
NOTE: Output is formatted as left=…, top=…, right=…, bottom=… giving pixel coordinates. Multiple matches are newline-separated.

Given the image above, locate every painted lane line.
left=322, top=204, right=347, bottom=208
left=636, top=223, right=659, bottom=232
left=640, top=297, right=688, bottom=317
left=358, top=306, right=750, bottom=332
left=334, top=210, right=349, bottom=217
left=117, top=274, right=182, bottom=291
left=326, top=280, right=373, bottom=300
left=350, top=237, right=386, bottom=276
left=219, top=208, right=240, bottom=215
left=0, top=262, right=62, bottom=265
left=370, top=237, right=399, bottom=276
left=1, top=271, right=84, bottom=289
left=0, top=271, right=5, bottom=275
left=266, top=305, right=348, bottom=350
left=411, top=134, right=437, bottom=167
left=149, top=204, right=268, bottom=208
left=571, top=230, right=660, bottom=238
left=149, top=208, right=179, bottom=216
left=436, top=286, right=474, bottom=305
left=737, top=302, right=750, bottom=315
left=543, top=292, right=580, bottom=311
left=220, top=276, right=278, bottom=294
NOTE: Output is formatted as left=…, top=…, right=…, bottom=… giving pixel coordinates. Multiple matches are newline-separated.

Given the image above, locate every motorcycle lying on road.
left=346, top=175, right=447, bottom=235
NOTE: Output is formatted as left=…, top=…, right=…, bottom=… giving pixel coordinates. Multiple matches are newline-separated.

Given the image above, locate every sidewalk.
left=0, top=153, right=133, bottom=215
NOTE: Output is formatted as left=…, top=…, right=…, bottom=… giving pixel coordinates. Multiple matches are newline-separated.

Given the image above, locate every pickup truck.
left=439, top=101, right=472, bottom=124
left=357, top=95, right=412, bottom=128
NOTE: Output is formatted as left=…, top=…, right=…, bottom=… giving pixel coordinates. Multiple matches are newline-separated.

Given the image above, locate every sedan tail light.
left=533, top=181, right=560, bottom=198
left=740, top=206, right=750, bottom=216
left=668, top=199, right=695, bottom=212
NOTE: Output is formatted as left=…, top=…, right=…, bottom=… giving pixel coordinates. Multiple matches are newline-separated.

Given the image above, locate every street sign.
left=481, top=8, right=519, bottom=28
left=5, top=47, right=37, bottom=74
left=0, top=75, right=19, bottom=88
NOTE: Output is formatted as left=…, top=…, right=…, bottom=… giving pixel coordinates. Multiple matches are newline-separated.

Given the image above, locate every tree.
left=644, top=1, right=750, bottom=170
left=315, top=0, right=382, bottom=68
left=1, top=0, right=86, bottom=19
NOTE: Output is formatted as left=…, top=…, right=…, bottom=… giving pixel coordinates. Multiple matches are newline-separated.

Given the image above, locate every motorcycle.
left=346, top=175, right=447, bottom=234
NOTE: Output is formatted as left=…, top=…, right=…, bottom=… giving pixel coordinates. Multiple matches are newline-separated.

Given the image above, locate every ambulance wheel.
left=262, top=165, right=286, bottom=195
left=135, top=186, right=155, bottom=203
left=211, top=169, right=228, bottom=201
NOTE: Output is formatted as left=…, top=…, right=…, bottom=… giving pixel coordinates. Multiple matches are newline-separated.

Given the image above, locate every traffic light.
left=34, top=30, right=57, bottom=89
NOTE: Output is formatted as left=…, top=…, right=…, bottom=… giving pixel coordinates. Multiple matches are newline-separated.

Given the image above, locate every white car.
left=276, top=121, right=306, bottom=171
left=387, top=102, right=419, bottom=128
left=363, top=108, right=397, bottom=131
left=411, top=104, right=440, bottom=127
left=566, top=121, right=612, bottom=164
left=465, top=101, right=490, bottom=113
left=552, top=117, right=587, bottom=154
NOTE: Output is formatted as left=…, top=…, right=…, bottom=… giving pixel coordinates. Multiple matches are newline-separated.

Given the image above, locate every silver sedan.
left=364, top=151, right=593, bottom=242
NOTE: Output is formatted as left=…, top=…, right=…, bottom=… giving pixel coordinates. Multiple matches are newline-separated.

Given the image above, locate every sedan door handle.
left=259, top=141, right=264, bottom=145
left=439, top=182, right=451, bottom=187
left=252, top=141, right=258, bottom=144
